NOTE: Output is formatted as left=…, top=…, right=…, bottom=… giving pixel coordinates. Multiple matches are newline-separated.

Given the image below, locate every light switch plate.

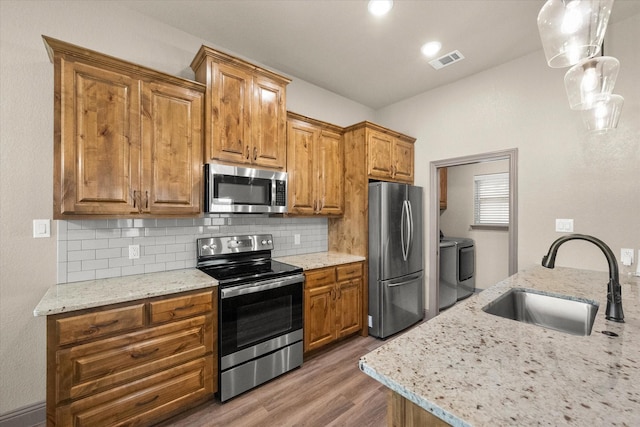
left=294, top=234, right=301, bottom=245
left=33, top=219, right=50, bottom=238
left=555, top=219, right=574, bottom=232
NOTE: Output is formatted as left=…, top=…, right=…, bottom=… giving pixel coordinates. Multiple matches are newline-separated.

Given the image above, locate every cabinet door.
left=287, top=120, right=318, bottom=215
left=209, top=61, right=252, bottom=164
left=394, top=140, right=414, bottom=183
left=141, top=81, right=203, bottom=215
left=336, top=278, right=362, bottom=338
left=367, top=130, right=394, bottom=180
left=317, top=130, right=344, bottom=215
left=57, top=59, right=140, bottom=216
left=304, top=285, right=336, bottom=352
left=252, top=75, right=287, bottom=170
left=393, top=139, right=414, bottom=183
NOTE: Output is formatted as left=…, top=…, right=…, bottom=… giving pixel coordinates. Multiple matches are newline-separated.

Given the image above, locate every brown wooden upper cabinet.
left=190, top=46, right=290, bottom=171
left=286, top=113, right=344, bottom=216
left=365, top=125, right=415, bottom=183
left=44, top=36, right=204, bottom=218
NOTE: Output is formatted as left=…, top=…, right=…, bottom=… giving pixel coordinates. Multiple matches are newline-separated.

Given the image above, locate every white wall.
left=376, top=14, right=640, bottom=301
left=440, top=160, right=510, bottom=289
left=1, top=0, right=638, bottom=417
left=0, top=0, right=373, bottom=415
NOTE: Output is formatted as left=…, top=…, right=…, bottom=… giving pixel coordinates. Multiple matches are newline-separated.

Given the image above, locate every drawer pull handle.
left=88, top=319, right=119, bottom=330
left=130, top=348, right=159, bottom=359
left=174, top=303, right=195, bottom=311
left=135, top=395, right=159, bottom=407
left=315, top=275, right=329, bottom=281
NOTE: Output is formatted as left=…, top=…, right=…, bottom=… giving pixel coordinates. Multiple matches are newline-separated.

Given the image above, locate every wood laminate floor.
left=159, top=335, right=388, bottom=427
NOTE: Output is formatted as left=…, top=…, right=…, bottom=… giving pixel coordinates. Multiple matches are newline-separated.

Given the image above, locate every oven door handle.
left=220, top=274, right=304, bottom=299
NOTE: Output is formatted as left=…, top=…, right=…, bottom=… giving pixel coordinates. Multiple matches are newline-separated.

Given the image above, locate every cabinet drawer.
left=56, top=315, right=213, bottom=403
left=57, top=356, right=214, bottom=427
left=56, top=304, right=146, bottom=346
left=336, top=263, right=363, bottom=281
left=305, top=268, right=336, bottom=289
left=149, top=290, right=213, bottom=324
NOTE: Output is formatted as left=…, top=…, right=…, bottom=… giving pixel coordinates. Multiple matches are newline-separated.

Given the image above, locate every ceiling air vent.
left=429, top=50, right=465, bottom=70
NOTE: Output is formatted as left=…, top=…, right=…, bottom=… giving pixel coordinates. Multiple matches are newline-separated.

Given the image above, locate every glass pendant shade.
left=537, top=0, right=614, bottom=68
left=580, top=94, right=624, bottom=132
left=564, top=56, right=620, bottom=109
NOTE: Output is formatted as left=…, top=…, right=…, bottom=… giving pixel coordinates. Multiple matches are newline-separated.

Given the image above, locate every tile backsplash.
left=57, top=215, right=328, bottom=284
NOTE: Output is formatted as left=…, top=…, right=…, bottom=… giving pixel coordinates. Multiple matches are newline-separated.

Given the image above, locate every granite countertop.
left=275, top=251, right=365, bottom=271
left=34, top=269, right=217, bottom=316
left=359, top=266, right=640, bottom=426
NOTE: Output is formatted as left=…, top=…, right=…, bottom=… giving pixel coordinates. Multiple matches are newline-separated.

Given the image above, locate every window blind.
left=474, top=172, right=509, bottom=225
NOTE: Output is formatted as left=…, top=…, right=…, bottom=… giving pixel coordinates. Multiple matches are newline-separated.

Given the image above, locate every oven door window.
left=220, top=282, right=303, bottom=356
left=214, top=175, right=271, bottom=206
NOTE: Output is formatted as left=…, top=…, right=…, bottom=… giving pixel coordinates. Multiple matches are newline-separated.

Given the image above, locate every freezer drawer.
left=369, top=271, right=424, bottom=339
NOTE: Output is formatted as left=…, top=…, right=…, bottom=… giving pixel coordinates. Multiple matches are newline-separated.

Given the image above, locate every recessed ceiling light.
left=368, top=0, right=393, bottom=17
left=421, top=41, right=442, bottom=58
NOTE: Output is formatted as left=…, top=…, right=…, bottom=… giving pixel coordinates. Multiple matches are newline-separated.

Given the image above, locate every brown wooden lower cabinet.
left=303, top=262, right=363, bottom=353
left=388, top=391, right=451, bottom=427
left=46, top=289, right=217, bottom=426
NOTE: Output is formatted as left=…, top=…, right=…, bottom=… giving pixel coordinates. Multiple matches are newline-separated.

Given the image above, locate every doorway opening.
left=427, top=148, right=518, bottom=319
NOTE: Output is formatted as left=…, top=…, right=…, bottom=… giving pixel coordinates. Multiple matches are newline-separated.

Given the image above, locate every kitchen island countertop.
left=34, top=269, right=217, bottom=316
left=275, top=251, right=365, bottom=270
left=359, top=266, right=640, bottom=426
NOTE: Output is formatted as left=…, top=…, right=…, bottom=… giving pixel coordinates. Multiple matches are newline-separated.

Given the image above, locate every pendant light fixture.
left=580, top=94, right=624, bottom=132
left=564, top=56, right=619, bottom=109
left=537, top=0, right=624, bottom=132
left=537, top=0, right=614, bottom=68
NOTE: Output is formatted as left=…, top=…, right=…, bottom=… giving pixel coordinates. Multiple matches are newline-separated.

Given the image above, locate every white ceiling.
left=119, top=0, right=640, bottom=110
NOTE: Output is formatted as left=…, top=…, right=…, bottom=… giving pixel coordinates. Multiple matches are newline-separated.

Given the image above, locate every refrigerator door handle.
left=401, top=200, right=409, bottom=261
left=407, top=200, right=413, bottom=257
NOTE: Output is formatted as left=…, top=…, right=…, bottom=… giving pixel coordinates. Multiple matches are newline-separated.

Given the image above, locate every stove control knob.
left=261, top=240, right=267, bottom=245
left=267, top=239, right=273, bottom=245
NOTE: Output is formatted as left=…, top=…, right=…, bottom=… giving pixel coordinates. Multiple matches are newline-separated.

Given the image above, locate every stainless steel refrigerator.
left=368, top=182, right=424, bottom=339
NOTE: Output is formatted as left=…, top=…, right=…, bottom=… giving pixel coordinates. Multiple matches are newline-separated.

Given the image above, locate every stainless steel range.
left=196, top=234, right=304, bottom=402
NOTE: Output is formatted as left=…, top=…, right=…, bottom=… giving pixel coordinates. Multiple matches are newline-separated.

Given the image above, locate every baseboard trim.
left=0, top=402, right=45, bottom=427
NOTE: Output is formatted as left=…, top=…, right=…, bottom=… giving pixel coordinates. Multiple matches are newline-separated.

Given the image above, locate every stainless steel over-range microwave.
left=204, top=164, right=288, bottom=214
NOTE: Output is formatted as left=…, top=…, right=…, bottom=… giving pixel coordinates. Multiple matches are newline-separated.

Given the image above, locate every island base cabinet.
left=388, top=391, right=451, bottom=427
left=56, top=356, right=213, bottom=427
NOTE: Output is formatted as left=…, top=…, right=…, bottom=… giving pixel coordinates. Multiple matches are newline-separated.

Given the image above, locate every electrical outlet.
left=128, top=245, right=140, bottom=259
left=294, top=234, right=301, bottom=245
left=555, top=219, right=574, bottom=232
left=621, top=248, right=634, bottom=266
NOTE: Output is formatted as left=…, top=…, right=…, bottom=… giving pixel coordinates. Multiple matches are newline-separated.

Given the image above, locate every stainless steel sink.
left=482, top=288, right=599, bottom=336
